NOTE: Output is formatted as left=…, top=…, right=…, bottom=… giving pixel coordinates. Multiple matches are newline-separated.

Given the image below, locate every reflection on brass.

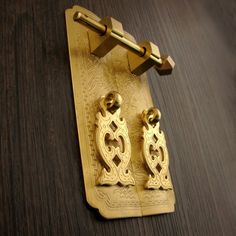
left=66, top=5, right=175, bottom=219
left=142, top=108, right=172, bottom=190
left=89, top=17, right=124, bottom=58
left=128, top=41, right=161, bottom=76
left=73, top=11, right=175, bottom=76
left=95, top=92, right=135, bottom=186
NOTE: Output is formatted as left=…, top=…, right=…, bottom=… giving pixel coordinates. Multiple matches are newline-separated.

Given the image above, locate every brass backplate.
left=65, top=5, right=175, bottom=219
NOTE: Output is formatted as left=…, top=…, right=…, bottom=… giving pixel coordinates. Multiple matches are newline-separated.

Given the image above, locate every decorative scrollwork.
left=95, top=91, right=135, bottom=186
left=142, top=107, right=172, bottom=190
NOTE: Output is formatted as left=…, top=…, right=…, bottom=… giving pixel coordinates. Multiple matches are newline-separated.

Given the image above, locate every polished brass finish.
left=66, top=5, right=175, bottom=219
left=74, top=11, right=107, bottom=33
left=89, top=17, right=124, bottom=57
left=73, top=12, right=145, bottom=56
left=73, top=11, right=175, bottom=76
left=128, top=41, right=161, bottom=76
left=95, top=92, right=135, bottom=186
left=156, top=56, right=176, bottom=76
left=142, top=107, right=172, bottom=190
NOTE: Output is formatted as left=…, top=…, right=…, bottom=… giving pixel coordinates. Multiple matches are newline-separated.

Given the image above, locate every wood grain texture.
left=0, top=0, right=235, bottom=235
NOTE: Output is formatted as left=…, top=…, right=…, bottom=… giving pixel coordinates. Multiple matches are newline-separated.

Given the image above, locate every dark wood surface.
left=1, top=0, right=235, bottom=235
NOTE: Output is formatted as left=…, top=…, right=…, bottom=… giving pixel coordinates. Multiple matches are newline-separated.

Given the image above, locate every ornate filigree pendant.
left=95, top=91, right=135, bottom=186
left=142, top=107, right=172, bottom=190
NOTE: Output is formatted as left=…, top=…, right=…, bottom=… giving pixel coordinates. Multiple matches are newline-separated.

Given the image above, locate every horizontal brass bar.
left=74, top=12, right=107, bottom=34
left=73, top=12, right=162, bottom=65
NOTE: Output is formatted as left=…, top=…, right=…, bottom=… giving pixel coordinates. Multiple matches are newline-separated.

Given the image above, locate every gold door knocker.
left=65, top=5, right=175, bottom=219
left=142, top=107, right=172, bottom=190
left=95, top=91, right=135, bottom=186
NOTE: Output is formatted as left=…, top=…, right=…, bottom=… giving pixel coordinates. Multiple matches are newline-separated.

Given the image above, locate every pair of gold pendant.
left=95, top=91, right=172, bottom=190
